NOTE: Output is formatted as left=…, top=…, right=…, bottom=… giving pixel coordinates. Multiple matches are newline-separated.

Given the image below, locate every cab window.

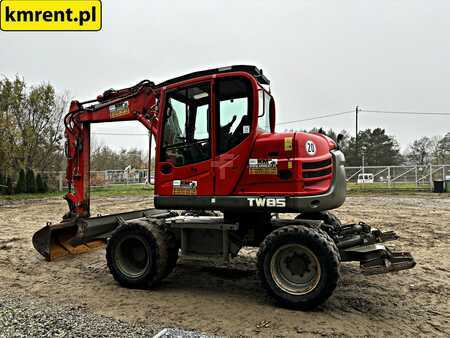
left=161, top=82, right=211, bottom=166
left=216, top=77, right=253, bottom=154
left=257, top=89, right=271, bottom=132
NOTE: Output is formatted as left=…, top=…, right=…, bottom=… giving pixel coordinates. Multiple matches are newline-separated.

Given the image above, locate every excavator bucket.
left=32, top=209, right=169, bottom=261
left=32, top=220, right=105, bottom=261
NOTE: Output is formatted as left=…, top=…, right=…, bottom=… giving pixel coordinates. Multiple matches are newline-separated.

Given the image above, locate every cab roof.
left=156, top=65, right=270, bottom=88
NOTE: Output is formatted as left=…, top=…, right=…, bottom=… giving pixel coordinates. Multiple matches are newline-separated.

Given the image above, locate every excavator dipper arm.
left=33, top=80, right=160, bottom=260
left=64, top=80, right=159, bottom=218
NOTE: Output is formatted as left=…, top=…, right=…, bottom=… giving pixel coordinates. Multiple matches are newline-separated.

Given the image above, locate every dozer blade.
left=32, top=220, right=106, bottom=261
left=342, top=243, right=416, bottom=275
left=361, top=250, right=416, bottom=275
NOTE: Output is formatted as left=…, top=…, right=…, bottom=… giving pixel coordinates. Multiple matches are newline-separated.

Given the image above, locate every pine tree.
left=36, top=173, right=46, bottom=193
left=6, top=176, right=14, bottom=195
left=0, top=172, right=4, bottom=194
left=42, top=176, right=49, bottom=192
left=26, top=168, right=36, bottom=193
left=16, top=169, right=26, bottom=193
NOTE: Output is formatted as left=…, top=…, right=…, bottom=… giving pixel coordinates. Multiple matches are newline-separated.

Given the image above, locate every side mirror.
left=337, top=133, right=344, bottom=149
left=269, top=97, right=276, bottom=133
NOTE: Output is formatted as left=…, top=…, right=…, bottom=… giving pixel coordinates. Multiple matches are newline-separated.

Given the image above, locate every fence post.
left=58, top=172, right=63, bottom=192
left=429, top=164, right=433, bottom=191
left=415, top=166, right=418, bottom=189
left=388, top=167, right=391, bottom=189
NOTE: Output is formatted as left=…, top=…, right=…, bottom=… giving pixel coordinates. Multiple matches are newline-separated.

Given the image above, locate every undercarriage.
left=33, top=209, right=415, bottom=309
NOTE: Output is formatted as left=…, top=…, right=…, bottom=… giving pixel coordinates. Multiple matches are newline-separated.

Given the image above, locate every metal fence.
left=38, top=169, right=152, bottom=192
left=345, top=164, right=450, bottom=191
left=37, top=164, right=450, bottom=192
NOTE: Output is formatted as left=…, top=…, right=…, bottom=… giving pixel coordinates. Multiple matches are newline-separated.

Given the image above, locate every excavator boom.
left=33, top=80, right=160, bottom=260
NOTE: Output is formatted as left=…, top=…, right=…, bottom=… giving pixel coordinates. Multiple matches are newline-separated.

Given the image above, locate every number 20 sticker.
left=305, top=140, right=317, bottom=156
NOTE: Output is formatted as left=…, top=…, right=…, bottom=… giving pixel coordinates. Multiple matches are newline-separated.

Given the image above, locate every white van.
left=357, top=173, right=374, bottom=184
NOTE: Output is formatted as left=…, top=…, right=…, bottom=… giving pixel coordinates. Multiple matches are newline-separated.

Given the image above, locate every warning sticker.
left=109, top=101, right=129, bottom=119
left=172, top=180, right=197, bottom=195
left=284, top=137, right=293, bottom=151
left=249, top=159, right=278, bottom=175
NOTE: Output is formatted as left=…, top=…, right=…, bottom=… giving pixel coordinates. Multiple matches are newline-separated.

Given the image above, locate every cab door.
left=213, top=76, right=256, bottom=195
left=156, top=81, right=214, bottom=196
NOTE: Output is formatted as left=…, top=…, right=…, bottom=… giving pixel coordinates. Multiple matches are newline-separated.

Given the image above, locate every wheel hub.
left=115, top=235, right=150, bottom=278
left=270, top=244, right=321, bottom=295
left=284, top=252, right=311, bottom=278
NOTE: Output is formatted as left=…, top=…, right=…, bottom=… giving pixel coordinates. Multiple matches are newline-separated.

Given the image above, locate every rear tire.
left=162, top=230, right=179, bottom=279
left=295, top=211, right=342, bottom=227
left=106, top=220, right=171, bottom=288
left=257, top=225, right=340, bottom=310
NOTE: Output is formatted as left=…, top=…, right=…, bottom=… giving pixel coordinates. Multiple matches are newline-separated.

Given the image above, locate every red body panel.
left=156, top=160, right=214, bottom=196
left=234, top=131, right=334, bottom=196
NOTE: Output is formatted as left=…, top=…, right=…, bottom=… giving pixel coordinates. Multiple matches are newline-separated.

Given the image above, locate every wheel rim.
left=114, top=235, right=150, bottom=278
left=270, top=244, right=321, bottom=295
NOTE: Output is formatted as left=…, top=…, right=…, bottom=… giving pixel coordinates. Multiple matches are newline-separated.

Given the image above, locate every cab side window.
left=216, top=77, right=253, bottom=155
left=161, top=82, right=211, bottom=166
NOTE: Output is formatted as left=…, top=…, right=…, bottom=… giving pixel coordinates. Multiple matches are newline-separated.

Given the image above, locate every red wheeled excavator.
left=33, top=65, right=415, bottom=309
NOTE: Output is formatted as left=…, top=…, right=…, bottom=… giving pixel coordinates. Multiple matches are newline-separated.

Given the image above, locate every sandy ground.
left=0, top=194, right=449, bottom=337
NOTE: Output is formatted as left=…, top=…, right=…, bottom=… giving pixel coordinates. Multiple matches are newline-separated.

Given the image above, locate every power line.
left=361, top=109, right=450, bottom=116
left=276, top=110, right=354, bottom=126
left=92, top=110, right=355, bottom=135
left=90, top=107, right=450, bottom=136
left=93, top=132, right=148, bottom=136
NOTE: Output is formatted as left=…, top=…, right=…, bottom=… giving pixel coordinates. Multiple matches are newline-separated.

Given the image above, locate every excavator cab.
left=156, top=73, right=262, bottom=198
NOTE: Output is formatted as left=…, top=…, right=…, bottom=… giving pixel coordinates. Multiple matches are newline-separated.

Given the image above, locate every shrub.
left=26, top=168, right=36, bottom=193
left=16, top=169, right=26, bottom=193
left=36, top=173, right=48, bottom=193
left=6, top=176, right=14, bottom=195
left=43, top=176, right=49, bottom=192
left=0, top=172, right=4, bottom=194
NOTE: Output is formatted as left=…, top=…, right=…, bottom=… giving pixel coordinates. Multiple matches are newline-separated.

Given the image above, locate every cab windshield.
left=257, top=87, right=272, bottom=132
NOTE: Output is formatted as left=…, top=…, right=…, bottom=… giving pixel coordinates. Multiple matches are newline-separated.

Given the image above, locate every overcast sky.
left=1, top=0, right=449, bottom=152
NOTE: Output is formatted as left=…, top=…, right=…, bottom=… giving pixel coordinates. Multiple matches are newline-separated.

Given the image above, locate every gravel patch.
left=0, top=293, right=158, bottom=338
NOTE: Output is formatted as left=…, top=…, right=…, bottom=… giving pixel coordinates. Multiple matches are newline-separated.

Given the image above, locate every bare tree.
left=436, top=132, right=450, bottom=164
left=0, top=76, right=68, bottom=175
left=406, top=137, right=433, bottom=165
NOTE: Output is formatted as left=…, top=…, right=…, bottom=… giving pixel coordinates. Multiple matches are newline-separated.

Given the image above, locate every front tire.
left=257, top=225, right=340, bottom=310
left=106, top=220, right=171, bottom=289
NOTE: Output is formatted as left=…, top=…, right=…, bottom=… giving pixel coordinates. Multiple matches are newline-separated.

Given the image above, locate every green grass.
left=1, top=182, right=448, bottom=201
left=0, top=184, right=153, bottom=201
left=347, top=182, right=431, bottom=191
left=346, top=182, right=450, bottom=196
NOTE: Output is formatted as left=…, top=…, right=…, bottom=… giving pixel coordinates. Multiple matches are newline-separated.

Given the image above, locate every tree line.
left=1, top=75, right=449, bottom=194
left=291, top=128, right=449, bottom=167
left=0, top=76, right=67, bottom=194
left=91, top=146, right=148, bottom=171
